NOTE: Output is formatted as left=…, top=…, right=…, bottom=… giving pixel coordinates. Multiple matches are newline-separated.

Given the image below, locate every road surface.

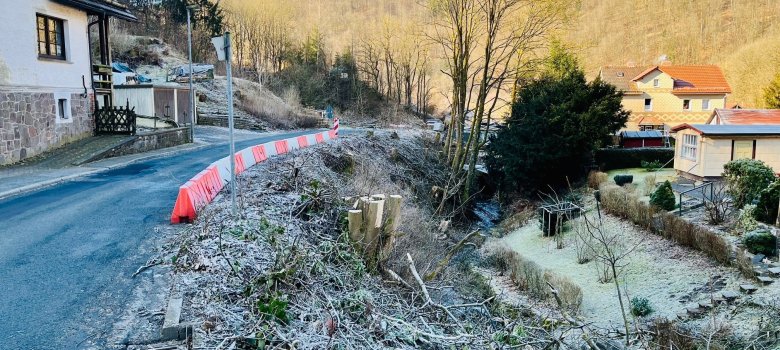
left=0, top=129, right=332, bottom=349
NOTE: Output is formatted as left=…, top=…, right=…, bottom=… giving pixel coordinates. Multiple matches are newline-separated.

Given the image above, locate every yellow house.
left=670, top=124, right=780, bottom=180
left=599, top=65, right=731, bottom=131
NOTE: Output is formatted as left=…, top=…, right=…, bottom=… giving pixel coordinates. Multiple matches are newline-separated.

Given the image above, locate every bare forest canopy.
left=219, top=0, right=780, bottom=109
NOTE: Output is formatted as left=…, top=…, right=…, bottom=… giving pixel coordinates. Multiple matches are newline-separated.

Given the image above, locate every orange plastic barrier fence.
left=171, top=130, right=338, bottom=224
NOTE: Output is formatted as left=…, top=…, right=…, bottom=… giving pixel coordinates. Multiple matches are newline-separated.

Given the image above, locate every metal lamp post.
left=186, top=4, right=198, bottom=143
left=211, top=32, right=237, bottom=216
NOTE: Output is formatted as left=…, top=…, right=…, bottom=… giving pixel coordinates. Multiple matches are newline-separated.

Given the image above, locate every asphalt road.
left=0, top=129, right=329, bottom=349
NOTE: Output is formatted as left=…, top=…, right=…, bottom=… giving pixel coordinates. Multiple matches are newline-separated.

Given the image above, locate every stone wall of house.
left=0, top=92, right=92, bottom=165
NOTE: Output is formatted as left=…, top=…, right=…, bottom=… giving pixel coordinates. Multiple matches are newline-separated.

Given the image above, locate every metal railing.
left=678, top=181, right=713, bottom=215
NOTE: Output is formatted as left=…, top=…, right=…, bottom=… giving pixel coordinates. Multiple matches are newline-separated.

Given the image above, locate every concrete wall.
left=101, top=127, right=191, bottom=159
left=0, top=91, right=91, bottom=164
left=0, top=0, right=91, bottom=90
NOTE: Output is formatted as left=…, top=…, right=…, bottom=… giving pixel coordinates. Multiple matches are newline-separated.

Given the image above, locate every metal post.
left=187, top=7, right=195, bottom=142
left=225, top=32, right=237, bottom=217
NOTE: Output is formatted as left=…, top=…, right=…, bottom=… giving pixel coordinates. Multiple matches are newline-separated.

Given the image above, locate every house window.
left=732, top=140, right=755, bottom=160
left=55, top=95, right=71, bottom=123
left=653, top=78, right=659, bottom=87
left=683, top=99, right=691, bottom=110
left=36, top=14, right=66, bottom=60
left=644, top=98, right=652, bottom=111
left=702, top=99, right=710, bottom=110
left=681, top=134, right=698, bottom=160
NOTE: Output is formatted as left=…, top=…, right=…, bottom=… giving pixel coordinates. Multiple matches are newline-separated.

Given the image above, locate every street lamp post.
left=186, top=5, right=198, bottom=143
left=211, top=32, right=237, bottom=217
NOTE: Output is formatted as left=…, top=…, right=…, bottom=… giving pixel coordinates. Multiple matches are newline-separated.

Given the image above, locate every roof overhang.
left=671, top=90, right=731, bottom=95
left=671, top=123, right=780, bottom=137
left=52, top=0, right=137, bottom=21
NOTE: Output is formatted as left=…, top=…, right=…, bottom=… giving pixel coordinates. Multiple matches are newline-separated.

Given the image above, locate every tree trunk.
left=611, top=263, right=631, bottom=346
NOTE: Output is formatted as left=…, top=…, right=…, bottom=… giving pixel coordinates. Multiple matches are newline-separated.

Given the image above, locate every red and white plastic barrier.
left=170, top=130, right=338, bottom=224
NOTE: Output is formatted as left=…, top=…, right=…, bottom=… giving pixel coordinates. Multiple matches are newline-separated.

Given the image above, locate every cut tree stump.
left=757, top=276, right=774, bottom=285
left=698, top=301, right=713, bottom=309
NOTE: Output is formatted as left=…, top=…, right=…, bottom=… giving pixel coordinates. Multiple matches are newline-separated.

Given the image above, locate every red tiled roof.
left=632, top=65, right=731, bottom=94
left=598, top=66, right=648, bottom=93
left=707, top=108, right=780, bottom=125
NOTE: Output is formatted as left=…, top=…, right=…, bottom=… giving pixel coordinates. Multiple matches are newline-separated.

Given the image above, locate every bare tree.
left=427, top=0, right=573, bottom=201
left=702, top=182, right=732, bottom=225
left=575, top=206, right=644, bottom=346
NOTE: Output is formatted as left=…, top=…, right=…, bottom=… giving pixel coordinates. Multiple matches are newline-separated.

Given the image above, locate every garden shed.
left=619, top=130, right=665, bottom=148
left=114, top=84, right=193, bottom=125
left=671, top=124, right=780, bottom=180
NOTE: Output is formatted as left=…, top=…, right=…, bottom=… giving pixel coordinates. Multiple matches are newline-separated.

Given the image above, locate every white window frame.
left=702, top=99, right=710, bottom=110
left=681, top=134, right=698, bottom=160
left=653, top=78, right=659, bottom=87
left=53, top=92, right=72, bottom=123
left=644, top=98, right=652, bottom=111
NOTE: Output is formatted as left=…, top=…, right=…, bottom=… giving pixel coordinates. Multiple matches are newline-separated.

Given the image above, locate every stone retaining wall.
left=0, top=91, right=92, bottom=165
left=100, top=127, right=191, bottom=160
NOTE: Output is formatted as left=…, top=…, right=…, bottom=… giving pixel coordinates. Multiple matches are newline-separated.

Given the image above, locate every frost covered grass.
left=500, top=213, right=743, bottom=328
left=161, top=131, right=570, bottom=349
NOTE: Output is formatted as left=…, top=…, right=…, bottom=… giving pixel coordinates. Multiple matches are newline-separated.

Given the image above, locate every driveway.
left=0, top=128, right=341, bottom=349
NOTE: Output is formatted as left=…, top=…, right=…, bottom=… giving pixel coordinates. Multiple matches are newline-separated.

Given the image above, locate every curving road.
left=0, top=129, right=334, bottom=349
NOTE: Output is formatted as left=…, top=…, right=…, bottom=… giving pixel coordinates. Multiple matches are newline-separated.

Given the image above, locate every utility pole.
left=212, top=32, right=237, bottom=217
left=186, top=5, right=198, bottom=143
left=225, top=32, right=237, bottom=217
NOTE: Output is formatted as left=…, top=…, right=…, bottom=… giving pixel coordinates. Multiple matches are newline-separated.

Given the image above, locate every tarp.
left=112, top=62, right=134, bottom=73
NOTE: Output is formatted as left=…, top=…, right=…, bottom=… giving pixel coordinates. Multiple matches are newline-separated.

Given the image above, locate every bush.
left=613, top=174, right=634, bottom=186
left=630, top=297, right=654, bottom=317
left=588, top=171, right=609, bottom=189
left=650, top=181, right=676, bottom=211
left=595, top=148, right=674, bottom=171
left=599, top=183, right=734, bottom=267
left=723, top=159, right=777, bottom=209
left=641, top=160, right=663, bottom=172
left=735, top=204, right=758, bottom=234
left=755, top=180, right=780, bottom=224
left=743, top=231, right=777, bottom=256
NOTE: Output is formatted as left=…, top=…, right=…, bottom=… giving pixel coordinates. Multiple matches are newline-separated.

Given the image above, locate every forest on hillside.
left=225, top=0, right=780, bottom=108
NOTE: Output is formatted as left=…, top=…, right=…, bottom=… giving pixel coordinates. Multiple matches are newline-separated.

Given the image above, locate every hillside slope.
left=567, top=0, right=780, bottom=107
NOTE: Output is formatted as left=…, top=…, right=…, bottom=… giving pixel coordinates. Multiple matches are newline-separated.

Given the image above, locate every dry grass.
left=587, top=171, right=608, bottom=190
left=487, top=244, right=582, bottom=313
left=235, top=79, right=322, bottom=129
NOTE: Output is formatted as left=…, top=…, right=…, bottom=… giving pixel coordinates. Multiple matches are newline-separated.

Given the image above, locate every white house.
left=0, top=0, right=135, bottom=165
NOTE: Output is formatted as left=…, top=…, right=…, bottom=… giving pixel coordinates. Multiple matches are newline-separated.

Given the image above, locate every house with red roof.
left=707, top=108, right=780, bottom=125
left=599, top=65, right=732, bottom=131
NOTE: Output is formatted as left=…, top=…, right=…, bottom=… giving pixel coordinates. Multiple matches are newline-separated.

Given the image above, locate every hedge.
left=595, top=148, right=675, bottom=171
left=599, top=184, right=754, bottom=279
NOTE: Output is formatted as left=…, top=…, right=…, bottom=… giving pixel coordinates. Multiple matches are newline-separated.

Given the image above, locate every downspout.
left=87, top=17, right=100, bottom=114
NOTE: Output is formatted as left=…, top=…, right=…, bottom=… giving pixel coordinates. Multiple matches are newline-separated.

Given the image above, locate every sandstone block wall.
left=0, top=92, right=92, bottom=164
